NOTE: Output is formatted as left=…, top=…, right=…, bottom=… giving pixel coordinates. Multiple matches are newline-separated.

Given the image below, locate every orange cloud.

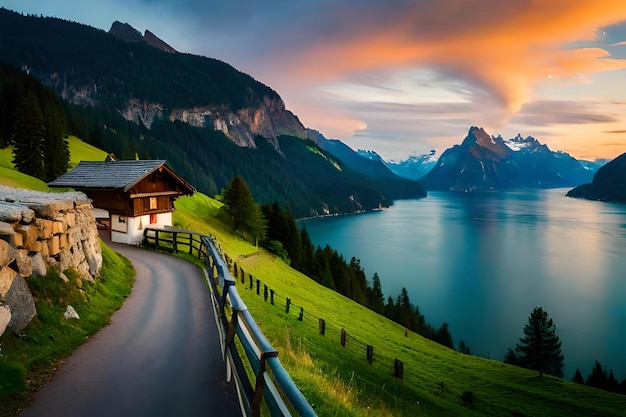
left=278, top=0, right=626, bottom=120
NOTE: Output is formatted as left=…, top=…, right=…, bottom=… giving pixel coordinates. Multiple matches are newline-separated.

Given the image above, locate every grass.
left=0, top=148, right=49, bottom=191
left=66, top=135, right=108, bottom=166
left=0, top=243, right=135, bottom=417
left=173, top=193, right=626, bottom=417
left=0, top=135, right=107, bottom=190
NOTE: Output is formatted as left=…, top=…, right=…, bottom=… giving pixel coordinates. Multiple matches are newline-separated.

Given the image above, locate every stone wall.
left=0, top=186, right=103, bottom=337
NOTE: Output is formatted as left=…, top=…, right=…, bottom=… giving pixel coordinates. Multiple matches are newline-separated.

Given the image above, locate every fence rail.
left=143, top=227, right=316, bottom=417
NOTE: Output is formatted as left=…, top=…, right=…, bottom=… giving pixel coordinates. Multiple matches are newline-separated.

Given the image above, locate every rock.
left=30, top=252, right=47, bottom=277
left=0, top=267, right=15, bottom=297
left=0, top=303, right=10, bottom=337
left=0, top=221, right=14, bottom=240
left=1, top=268, right=37, bottom=333
left=0, top=240, right=16, bottom=267
left=64, top=305, right=80, bottom=320
left=14, top=249, right=33, bottom=278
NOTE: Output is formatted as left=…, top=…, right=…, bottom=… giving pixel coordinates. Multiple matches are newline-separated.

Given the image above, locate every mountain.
left=420, top=127, right=595, bottom=192
left=0, top=9, right=425, bottom=216
left=567, top=152, right=626, bottom=202
left=306, top=129, right=426, bottom=202
left=0, top=9, right=306, bottom=151
left=308, top=129, right=397, bottom=179
left=108, top=21, right=178, bottom=54
left=379, top=151, right=439, bottom=181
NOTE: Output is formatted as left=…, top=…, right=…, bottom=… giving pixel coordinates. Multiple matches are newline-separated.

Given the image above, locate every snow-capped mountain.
left=420, top=127, right=599, bottom=192
left=370, top=150, right=439, bottom=181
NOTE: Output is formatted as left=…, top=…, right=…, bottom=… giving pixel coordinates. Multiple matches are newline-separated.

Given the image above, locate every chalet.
left=48, top=160, right=195, bottom=244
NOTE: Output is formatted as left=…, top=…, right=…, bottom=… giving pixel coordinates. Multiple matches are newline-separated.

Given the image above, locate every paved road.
left=19, top=241, right=241, bottom=417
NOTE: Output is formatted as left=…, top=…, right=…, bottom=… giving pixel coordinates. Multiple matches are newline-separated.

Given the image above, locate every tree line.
left=0, top=62, right=69, bottom=182
left=220, top=176, right=455, bottom=349
left=573, top=361, right=626, bottom=395
left=504, top=306, right=626, bottom=394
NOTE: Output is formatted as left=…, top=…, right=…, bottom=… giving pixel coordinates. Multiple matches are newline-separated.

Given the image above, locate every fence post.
left=340, top=328, right=346, bottom=347
left=286, top=297, right=291, bottom=314
left=249, top=274, right=253, bottom=290
left=319, top=318, right=326, bottom=335
left=298, top=307, right=304, bottom=321
left=263, top=285, right=268, bottom=302
left=256, top=279, right=260, bottom=295
left=270, top=289, right=275, bottom=305
left=394, top=359, right=404, bottom=379
left=367, top=345, right=374, bottom=364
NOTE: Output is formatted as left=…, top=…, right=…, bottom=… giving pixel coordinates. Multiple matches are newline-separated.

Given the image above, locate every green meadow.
left=174, top=193, right=626, bottom=417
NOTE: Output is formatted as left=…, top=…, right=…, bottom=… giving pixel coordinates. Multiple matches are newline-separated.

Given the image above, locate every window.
left=150, top=213, right=157, bottom=224
left=149, top=197, right=157, bottom=210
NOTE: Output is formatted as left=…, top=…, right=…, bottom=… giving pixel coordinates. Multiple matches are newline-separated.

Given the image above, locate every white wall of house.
left=110, top=212, right=173, bottom=245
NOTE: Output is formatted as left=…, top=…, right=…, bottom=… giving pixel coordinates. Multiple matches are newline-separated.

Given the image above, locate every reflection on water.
left=303, top=189, right=626, bottom=379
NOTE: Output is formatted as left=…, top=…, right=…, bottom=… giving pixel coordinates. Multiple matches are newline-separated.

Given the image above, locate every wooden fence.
left=143, top=227, right=317, bottom=417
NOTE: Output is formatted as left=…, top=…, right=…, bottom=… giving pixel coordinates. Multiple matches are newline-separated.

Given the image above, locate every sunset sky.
left=4, top=0, right=626, bottom=161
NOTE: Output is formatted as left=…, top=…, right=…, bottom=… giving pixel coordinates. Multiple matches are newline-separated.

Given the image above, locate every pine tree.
left=586, top=361, right=608, bottom=389
left=12, top=90, right=45, bottom=179
left=514, top=307, right=564, bottom=377
left=572, top=369, right=584, bottom=384
left=42, top=99, right=69, bottom=181
left=367, top=272, right=385, bottom=314
left=221, top=176, right=266, bottom=241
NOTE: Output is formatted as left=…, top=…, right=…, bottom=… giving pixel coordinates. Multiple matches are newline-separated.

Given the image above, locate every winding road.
left=19, top=239, right=241, bottom=417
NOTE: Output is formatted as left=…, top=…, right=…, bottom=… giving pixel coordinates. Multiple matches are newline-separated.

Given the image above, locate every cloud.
left=5, top=0, right=626, bottom=159
left=510, top=100, right=621, bottom=126
left=188, top=0, right=626, bottom=126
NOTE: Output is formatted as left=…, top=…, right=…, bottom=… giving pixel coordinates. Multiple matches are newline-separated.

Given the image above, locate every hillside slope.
left=173, top=193, right=626, bottom=417
left=567, top=152, right=626, bottom=202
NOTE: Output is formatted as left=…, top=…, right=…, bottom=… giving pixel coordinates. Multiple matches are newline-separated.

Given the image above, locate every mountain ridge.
left=416, top=126, right=598, bottom=191
left=0, top=9, right=425, bottom=216
left=0, top=8, right=306, bottom=151
left=108, top=21, right=179, bottom=54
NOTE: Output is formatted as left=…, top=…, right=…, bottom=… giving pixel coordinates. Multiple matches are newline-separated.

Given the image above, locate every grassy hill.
left=2, top=137, right=624, bottom=416
left=173, top=193, right=626, bottom=417
left=0, top=135, right=107, bottom=190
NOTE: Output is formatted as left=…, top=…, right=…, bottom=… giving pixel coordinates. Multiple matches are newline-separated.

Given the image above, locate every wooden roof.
left=48, top=160, right=195, bottom=194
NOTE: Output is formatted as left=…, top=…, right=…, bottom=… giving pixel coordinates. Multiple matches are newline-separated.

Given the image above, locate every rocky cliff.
left=107, top=21, right=306, bottom=149
left=109, top=21, right=178, bottom=53
left=0, top=186, right=102, bottom=337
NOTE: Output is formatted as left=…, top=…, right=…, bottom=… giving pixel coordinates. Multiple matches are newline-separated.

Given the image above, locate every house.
left=48, top=160, right=195, bottom=244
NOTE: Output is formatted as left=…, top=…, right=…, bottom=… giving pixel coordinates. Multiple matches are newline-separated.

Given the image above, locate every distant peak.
left=144, top=29, right=178, bottom=53
left=108, top=21, right=143, bottom=43
left=108, top=21, right=177, bottom=53
left=463, top=126, right=490, bottom=145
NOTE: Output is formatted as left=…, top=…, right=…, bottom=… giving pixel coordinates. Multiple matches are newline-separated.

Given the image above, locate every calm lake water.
left=303, top=188, right=626, bottom=379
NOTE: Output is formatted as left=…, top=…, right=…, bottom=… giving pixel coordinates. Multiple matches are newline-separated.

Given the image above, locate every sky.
left=4, top=0, right=626, bottom=161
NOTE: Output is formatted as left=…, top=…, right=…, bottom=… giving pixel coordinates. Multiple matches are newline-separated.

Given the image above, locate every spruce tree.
left=42, top=99, right=69, bottom=181
left=573, top=369, right=584, bottom=384
left=514, top=307, right=564, bottom=377
left=221, top=176, right=266, bottom=241
left=12, top=90, right=45, bottom=179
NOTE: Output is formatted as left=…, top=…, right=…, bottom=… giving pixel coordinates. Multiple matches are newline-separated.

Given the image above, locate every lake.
left=302, top=188, right=626, bottom=380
